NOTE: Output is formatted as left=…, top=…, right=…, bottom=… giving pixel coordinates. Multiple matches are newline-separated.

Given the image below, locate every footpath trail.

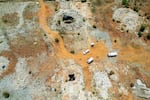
left=38, top=0, right=107, bottom=91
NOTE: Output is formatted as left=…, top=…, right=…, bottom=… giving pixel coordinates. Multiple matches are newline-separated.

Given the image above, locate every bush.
left=147, top=16, right=150, bottom=19
left=138, top=31, right=142, bottom=37
left=109, top=70, right=115, bottom=76
left=114, top=40, right=117, bottom=43
left=130, top=83, right=134, bottom=87
left=93, top=25, right=97, bottom=28
left=70, top=50, right=75, bottom=54
left=122, top=0, right=129, bottom=8
left=55, top=38, right=59, bottom=43
left=147, top=32, right=150, bottom=39
left=140, top=25, right=146, bottom=32
left=81, top=0, right=86, bottom=3
left=133, top=6, right=139, bottom=12
left=3, top=92, right=10, bottom=98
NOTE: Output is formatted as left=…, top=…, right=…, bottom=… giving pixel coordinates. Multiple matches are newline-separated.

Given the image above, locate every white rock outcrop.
left=132, top=79, right=150, bottom=99
left=113, top=8, right=142, bottom=33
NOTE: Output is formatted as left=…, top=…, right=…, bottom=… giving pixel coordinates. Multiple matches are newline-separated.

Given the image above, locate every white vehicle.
left=90, top=42, right=95, bottom=47
left=83, top=49, right=90, bottom=55
left=87, top=57, right=94, bottom=64
left=107, top=51, right=118, bottom=57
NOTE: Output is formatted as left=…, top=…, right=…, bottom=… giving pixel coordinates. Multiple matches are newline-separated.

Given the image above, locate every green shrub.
left=140, top=25, right=146, bottom=32
left=93, top=25, right=97, bottom=28
left=81, top=0, right=86, bottom=3
left=109, top=70, right=115, bottom=76
left=55, top=38, right=59, bottom=43
left=70, top=50, right=75, bottom=54
left=147, top=16, right=150, bottom=19
left=147, top=32, right=150, bottom=39
left=138, top=31, right=142, bottom=37
left=122, top=0, right=129, bottom=8
left=133, top=6, right=139, bottom=12
left=3, top=92, right=10, bottom=98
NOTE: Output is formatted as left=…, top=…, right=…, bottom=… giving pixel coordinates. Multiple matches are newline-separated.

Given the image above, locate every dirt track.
left=38, top=0, right=108, bottom=91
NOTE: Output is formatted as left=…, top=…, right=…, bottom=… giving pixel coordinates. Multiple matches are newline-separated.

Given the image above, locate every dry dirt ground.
left=0, top=0, right=150, bottom=100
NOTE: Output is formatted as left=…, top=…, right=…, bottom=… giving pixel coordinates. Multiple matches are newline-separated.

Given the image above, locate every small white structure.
left=83, top=49, right=90, bottom=55
left=90, top=42, right=95, bottom=47
left=36, top=2, right=39, bottom=5
left=107, top=51, right=118, bottom=57
left=87, top=57, right=94, bottom=64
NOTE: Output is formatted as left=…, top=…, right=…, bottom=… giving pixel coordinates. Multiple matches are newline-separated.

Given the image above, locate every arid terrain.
left=0, top=0, right=150, bottom=100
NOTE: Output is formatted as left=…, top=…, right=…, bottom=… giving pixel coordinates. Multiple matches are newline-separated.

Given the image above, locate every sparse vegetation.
left=57, top=20, right=61, bottom=25
left=93, top=0, right=102, bottom=6
left=81, top=0, right=86, bottom=3
left=29, top=71, right=32, bottom=74
left=83, top=18, right=85, bottom=22
left=55, top=8, right=58, bottom=11
left=91, top=7, right=96, bottom=13
left=0, top=41, right=3, bottom=44
left=147, top=16, right=150, bottom=19
left=140, top=25, right=146, bottom=32
left=2, top=65, right=5, bottom=69
left=2, top=12, right=19, bottom=26
left=109, top=70, right=115, bottom=76
left=147, top=32, right=150, bottom=39
left=138, top=31, right=142, bottom=37
left=133, top=6, right=139, bottom=12
left=55, top=38, right=59, bottom=43
left=93, top=25, right=97, bottom=29
left=130, top=83, right=134, bottom=87
left=116, top=20, right=120, bottom=23
left=122, top=0, right=129, bottom=8
left=70, top=50, right=75, bottom=54
left=3, top=92, right=10, bottom=98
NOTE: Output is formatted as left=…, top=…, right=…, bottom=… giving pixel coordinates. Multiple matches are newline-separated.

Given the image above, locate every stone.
left=110, top=74, right=119, bottom=82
